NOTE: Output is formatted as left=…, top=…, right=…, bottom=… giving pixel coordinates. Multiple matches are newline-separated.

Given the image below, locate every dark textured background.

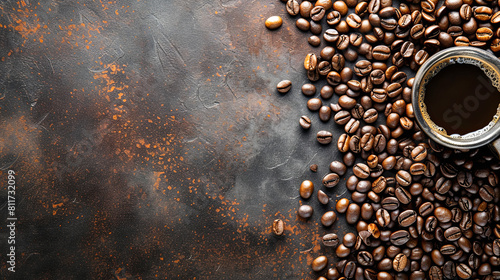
left=0, top=0, right=353, bottom=279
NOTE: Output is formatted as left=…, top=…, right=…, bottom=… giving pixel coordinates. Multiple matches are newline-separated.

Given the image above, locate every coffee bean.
left=434, top=207, right=453, bottom=223
left=286, top=0, right=300, bottom=16
left=474, top=6, right=492, bottom=21
left=323, top=28, right=339, bottom=43
left=319, top=105, right=331, bottom=122
left=304, top=53, right=318, bottom=71
left=358, top=251, right=374, bottom=266
left=336, top=34, right=350, bottom=50
left=307, top=98, right=322, bottom=111
left=273, top=219, right=284, bottom=235
left=456, top=263, right=472, bottom=279
left=381, top=196, right=400, bottom=210
left=395, top=187, right=412, bottom=205
left=323, top=233, right=340, bottom=247
left=396, top=170, right=411, bottom=186
left=321, top=211, right=337, bottom=227
left=376, top=208, right=391, bottom=227
left=265, top=16, right=283, bottom=29
left=479, top=184, right=494, bottom=202
left=277, top=80, right=292, bottom=93
left=299, top=116, right=311, bottom=129
left=338, top=133, right=350, bottom=152
left=299, top=180, right=314, bottom=199
left=325, top=10, right=341, bottom=25
left=393, top=253, right=408, bottom=272
left=354, top=60, right=373, bottom=76
left=345, top=118, right=360, bottom=134
left=296, top=18, right=310, bottom=31
left=444, top=226, right=462, bottom=241
left=476, top=27, right=493, bottom=41
left=310, top=6, right=326, bottom=22
left=353, top=163, right=370, bottom=179
left=317, top=130, right=333, bottom=144
left=399, top=210, right=417, bottom=227
left=327, top=71, right=342, bottom=86
left=298, top=204, right=313, bottom=219
left=372, top=45, right=391, bottom=60
left=323, top=173, right=340, bottom=188
left=390, top=230, right=410, bottom=246
left=346, top=203, right=361, bottom=224
left=419, top=201, right=435, bottom=217
left=317, top=190, right=329, bottom=205
left=347, top=14, right=362, bottom=29
left=312, top=255, right=328, bottom=271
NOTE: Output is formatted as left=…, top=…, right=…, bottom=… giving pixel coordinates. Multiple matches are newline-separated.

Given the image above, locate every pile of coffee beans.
left=271, top=0, right=500, bottom=279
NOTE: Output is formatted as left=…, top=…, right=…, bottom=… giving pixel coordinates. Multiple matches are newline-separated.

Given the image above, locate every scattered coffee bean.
left=272, top=219, right=284, bottom=235
left=265, top=16, right=283, bottom=29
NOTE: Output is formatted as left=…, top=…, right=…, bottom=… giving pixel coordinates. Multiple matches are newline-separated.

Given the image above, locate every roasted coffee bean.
left=345, top=118, right=360, bottom=133
left=354, top=60, right=373, bottom=76
left=317, top=130, right=333, bottom=144
left=381, top=196, right=400, bottom=210
left=370, top=69, right=385, bottom=85
left=317, top=61, right=332, bottom=75
left=310, top=6, right=326, bottom=21
left=443, top=261, right=456, bottom=279
left=299, top=116, right=311, bottom=129
left=318, top=106, right=331, bottom=122
left=338, top=133, right=350, bottom=152
left=456, top=263, right=472, bottom=279
left=335, top=110, right=352, bottom=125
left=326, top=71, right=342, bottom=86
left=396, top=170, right=411, bottom=186
left=358, top=251, right=374, bottom=266
left=371, top=88, right=387, bottom=103
left=323, top=29, right=340, bottom=43
left=326, top=10, right=342, bottom=25
left=346, top=203, right=361, bottom=224
left=277, top=80, right=292, bottom=93
left=299, top=180, right=314, bottom=199
left=286, top=0, right=300, bottom=16
left=307, top=98, right=322, bottom=111
left=410, top=163, right=426, bottom=176
left=273, top=219, right=284, bottom=236
left=474, top=6, right=492, bottom=21
left=435, top=177, right=452, bottom=194
left=350, top=135, right=361, bottom=153
left=353, top=163, right=370, bottom=179
left=296, top=18, right=311, bottom=31
left=317, top=190, right=329, bottom=205
left=476, top=27, right=493, bottom=41
left=347, top=14, right=362, bottom=29
left=265, top=16, right=283, bottom=30
left=440, top=163, right=458, bottom=178
left=395, top=187, right=412, bottom=205
left=360, top=133, right=375, bottom=151
left=330, top=161, right=347, bottom=176
left=399, top=210, right=417, bottom=227
left=376, top=208, right=391, bottom=227
left=444, top=226, right=462, bottom=241
left=479, top=185, right=494, bottom=202
left=321, top=211, right=337, bottom=227
left=372, top=45, right=391, bottom=60
left=434, top=207, right=452, bottom=223
left=419, top=201, right=435, bottom=217
left=304, top=53, right=318, bottom=72
left=390, top=230, right=410, bottom=246
left=302, top=83, right=316, bottom=96
left=323, top=233, right=340, bottom=247
left=362, top=108, right=378, bottom=123
left=298, top=204, right=313, bottom=219
left=492, top=11, right=500, bottom=24
left=323, top=173, right=340, bottom=188
left=393, top=253, right=408, bottom=272
left=312, top=255, right=328, bottom=271
left=336, top=198, right=350, bottom=214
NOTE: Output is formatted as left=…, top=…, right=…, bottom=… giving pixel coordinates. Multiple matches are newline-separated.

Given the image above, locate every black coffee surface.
left=424, top=63, right=500, bottom=135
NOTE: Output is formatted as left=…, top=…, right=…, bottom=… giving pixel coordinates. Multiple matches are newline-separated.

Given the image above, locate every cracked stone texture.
left=0, top=0, right=350, bottom=279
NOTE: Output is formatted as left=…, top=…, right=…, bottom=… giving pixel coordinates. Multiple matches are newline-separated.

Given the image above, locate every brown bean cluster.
left=273, top=0, right=500, bottom=279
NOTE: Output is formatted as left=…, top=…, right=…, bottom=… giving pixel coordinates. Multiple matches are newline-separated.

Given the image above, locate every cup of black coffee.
left=412, top=46, right=500, bottom=154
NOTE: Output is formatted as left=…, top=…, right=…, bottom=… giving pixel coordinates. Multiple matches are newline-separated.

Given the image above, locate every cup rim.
left=411, top=46, right=500, bottom=149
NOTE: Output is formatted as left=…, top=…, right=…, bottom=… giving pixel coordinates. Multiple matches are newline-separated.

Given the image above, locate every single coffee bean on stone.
left=265, top=16, right=283, bottom=29
left=273, top=219, right=284, bottom=235
left=299, top=116, right=311, bottom=129
left=321, top=211, right=337, bottom=227
left=312, top=256, right=328, bottom=272
left=277, top=80, right=292, bottom=93
left=317, top=130, right=333, bottom=144
left=299, top=180, right=314, bottom=199
left=298, top=205, right=313, bottom=219
left=323, top=233, right=340, bottom=247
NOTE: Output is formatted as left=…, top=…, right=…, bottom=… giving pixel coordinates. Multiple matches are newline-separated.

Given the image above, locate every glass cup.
left=411, top=46, right=500, bottom=154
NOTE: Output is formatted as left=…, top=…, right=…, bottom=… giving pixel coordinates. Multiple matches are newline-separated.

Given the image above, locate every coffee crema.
left=419, top=56, right=500, bottom=137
